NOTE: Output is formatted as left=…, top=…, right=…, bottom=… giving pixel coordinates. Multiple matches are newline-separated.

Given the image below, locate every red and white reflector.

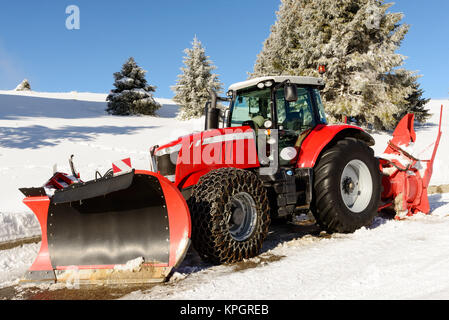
left=112, top=158, right=133, bottom=176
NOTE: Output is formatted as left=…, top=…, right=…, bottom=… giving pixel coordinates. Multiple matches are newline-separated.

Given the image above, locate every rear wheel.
left=313, top=138, right=381, bottom=233
left=188, top=168, right=271, bottom=264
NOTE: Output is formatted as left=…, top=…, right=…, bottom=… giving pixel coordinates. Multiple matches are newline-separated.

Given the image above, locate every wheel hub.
left=342, top=177, right=356, bottom=194
left=340, top=159, right=373, bottom=213
left=229, top=192, right=258, bottom=242
left=232, top=208, right=244, bottom=226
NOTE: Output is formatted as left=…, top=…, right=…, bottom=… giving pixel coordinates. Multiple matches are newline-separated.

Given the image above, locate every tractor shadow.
left=174, top=220, right=326, bottom=276
left=261, top=220, right=325, bottom=252
left=429, top=194, right=447, bottom=211
left=175, top=213, right=395, bottom=277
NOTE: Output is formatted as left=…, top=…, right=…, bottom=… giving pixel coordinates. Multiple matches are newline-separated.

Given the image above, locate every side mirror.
left=284, top=83, right=298, bottom=103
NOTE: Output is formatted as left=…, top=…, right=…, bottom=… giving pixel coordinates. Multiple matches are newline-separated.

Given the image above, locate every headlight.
left=280, top=147, right=298, bottom=161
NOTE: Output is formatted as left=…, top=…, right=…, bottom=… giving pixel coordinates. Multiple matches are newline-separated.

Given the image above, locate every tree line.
left=105, top=0, right=429, bottom=130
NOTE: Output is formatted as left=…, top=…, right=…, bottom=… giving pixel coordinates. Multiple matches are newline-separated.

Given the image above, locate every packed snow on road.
left=0, top=91, right=448, bottom=299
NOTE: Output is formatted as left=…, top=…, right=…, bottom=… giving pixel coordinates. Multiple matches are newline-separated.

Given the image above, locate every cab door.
left=274, top=87, right=319, bottom=166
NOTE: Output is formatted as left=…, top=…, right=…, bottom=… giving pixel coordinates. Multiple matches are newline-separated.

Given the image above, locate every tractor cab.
left=207, top=76, right=328, bottom=166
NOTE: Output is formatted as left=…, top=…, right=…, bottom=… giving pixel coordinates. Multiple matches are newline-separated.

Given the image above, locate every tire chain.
left=188, top=168, right=271, bottom=264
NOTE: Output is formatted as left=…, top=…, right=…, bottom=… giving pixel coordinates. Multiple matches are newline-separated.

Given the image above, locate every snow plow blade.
left=19, top=170, right=191, bottom=285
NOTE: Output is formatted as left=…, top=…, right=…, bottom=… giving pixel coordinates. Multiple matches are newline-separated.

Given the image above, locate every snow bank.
left=0, top=243, right=39, bottom=289
left=0, top=212, right=40, bottom=244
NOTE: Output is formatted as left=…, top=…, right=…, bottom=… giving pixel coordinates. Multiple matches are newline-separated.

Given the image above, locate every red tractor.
left=152, top=76, right=381, bottom=264
left=20, top=76, right=441, bottom=284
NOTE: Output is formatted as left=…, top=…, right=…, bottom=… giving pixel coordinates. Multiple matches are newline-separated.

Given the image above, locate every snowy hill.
left=0, top=90, right=448, bottom=299
left=0, top=91, right=202, bottom=213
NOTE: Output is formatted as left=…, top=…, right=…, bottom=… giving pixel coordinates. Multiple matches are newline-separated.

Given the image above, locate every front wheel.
left=188, top=168, right=271, bottom=265
left=313, top=138, right=381, bottom=233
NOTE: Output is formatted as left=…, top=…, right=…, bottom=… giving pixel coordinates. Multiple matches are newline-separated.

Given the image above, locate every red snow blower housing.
left=379, top=105, right=444, bottom=219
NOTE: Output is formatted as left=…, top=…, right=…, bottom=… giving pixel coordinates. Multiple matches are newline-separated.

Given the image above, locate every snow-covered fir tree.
left=106, top=57, right=161, bottom=116
left=172, top=36, right=223, bottom=120
left=15, top=79, right=31, bottom=91
left=252, top=0, right=429, bottom=130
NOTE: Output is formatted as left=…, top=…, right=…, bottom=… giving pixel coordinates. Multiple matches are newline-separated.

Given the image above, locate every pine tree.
left=252, top=0, right=429, bottom=130
left=106, top=57, right=161, bottom=116
left=382, top=69, right=431, bottom=125
left=403, top=82, right=430, bottom=123
left=15, top=79, right=31, bottom=91
left=172, top=36, right=223, bottom=120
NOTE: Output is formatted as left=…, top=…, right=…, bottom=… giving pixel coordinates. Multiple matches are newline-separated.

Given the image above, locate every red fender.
left=296, top=124, right=373, bottom=168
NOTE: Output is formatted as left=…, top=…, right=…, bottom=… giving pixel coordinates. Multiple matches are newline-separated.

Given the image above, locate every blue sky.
left=0, top=0, right=448, bottom=99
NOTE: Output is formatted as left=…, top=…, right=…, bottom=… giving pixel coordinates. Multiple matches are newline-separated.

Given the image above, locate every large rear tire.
left=313, top=138, right=381, bottom=233
left=188, top=168, right=271, bottom=265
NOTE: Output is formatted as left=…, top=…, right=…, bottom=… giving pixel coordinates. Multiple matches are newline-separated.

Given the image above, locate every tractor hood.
left=152, top=127, right=260, bottom=189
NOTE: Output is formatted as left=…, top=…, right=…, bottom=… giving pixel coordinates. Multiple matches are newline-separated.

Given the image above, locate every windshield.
left=275, top=87, right=317, bottom=134
left=231, top=88, right=272, bottom=128
left=312, top=88, right=327, bottom=124
left=230, top=86, right=327, bottom=130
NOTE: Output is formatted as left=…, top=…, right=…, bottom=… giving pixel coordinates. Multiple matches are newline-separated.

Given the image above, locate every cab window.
left=276, top=87, right=316, bottom=134
left=231, top=88, right=272, bottom=128
left=312, top=89, right=327, bottom=124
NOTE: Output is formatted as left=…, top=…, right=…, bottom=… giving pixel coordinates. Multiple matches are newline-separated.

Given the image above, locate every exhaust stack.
left=205, top=89, right=231, bottom=131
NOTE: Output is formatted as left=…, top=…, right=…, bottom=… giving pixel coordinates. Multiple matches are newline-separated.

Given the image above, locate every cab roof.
left=228, top=76, right=325, bottom=92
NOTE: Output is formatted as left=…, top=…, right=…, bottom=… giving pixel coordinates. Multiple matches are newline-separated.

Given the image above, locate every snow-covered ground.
left=126, top=200, right=449, bottom=300
left=0, top=90, right=448, bottom=299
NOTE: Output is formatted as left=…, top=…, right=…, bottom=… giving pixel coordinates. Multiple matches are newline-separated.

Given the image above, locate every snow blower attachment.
left=379, top=105, right=444, bottom=219
left=19, top=158, right=191, bottom=285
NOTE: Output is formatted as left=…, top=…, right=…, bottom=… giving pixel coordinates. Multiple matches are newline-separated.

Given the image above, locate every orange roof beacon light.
left=318, top=64, right=326, bottom=75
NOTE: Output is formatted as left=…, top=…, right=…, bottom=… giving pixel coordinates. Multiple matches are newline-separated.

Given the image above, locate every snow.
left=228, top=76, right=324, bottom=91
left=126, top=202, right=449, bottom=300
left=113, top=257, right=145, bottom=272
left=0, top=212, right=40, bottom=244
left=0, top=90, right=203, bottom=216
left=0, top=90, right=448, bottom=299
left=0, top=243, right=39, bottom=289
